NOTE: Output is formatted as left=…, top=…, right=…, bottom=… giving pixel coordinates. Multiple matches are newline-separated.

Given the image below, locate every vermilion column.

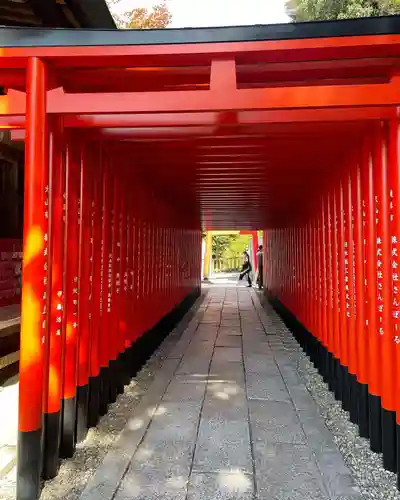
left=161, top=222, right=166, bottom=317
left=130, top=196, right=138, bottom=346
left=338, top=180, right=350, bottom=410
left=388, top=119, right=400, bottom=486
left=132, top=201, right=140, bottom=342
left=107, top=168, right=118, bottom=403
left=354, top=151, right=369, bottom=439
left=137, top=202, right=144, bottom=336
left=60, top=135, right=81, bottom=458
left=109, top=173, right=121, bottom=399
left=325, top=192, right=335, bottom=392
left=76, top=145, right=93, bottom=443
left=124, top=186, right=135, bottom=376
left=375, top=122, right=397, bottom=472
left=364, top=133, right=382, bottom=453
left=99, top=159, right=113, bottom=415
left=88, top=154, right=103, bottom=427
left=346, top=169, right=358, bottom=423
left=42, top=118, right=66, bottom=480
left=117, top=179, right=129, bottom=386
left=308, top=221, right=315, bottom=358
left=17, top=57, right=48, bottom=500
left=320, top=196, right=329, bottom=383
left=332, top=186, right=342, bottom=401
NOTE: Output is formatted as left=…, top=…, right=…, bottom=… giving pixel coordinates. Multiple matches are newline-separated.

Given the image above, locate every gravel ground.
left=297, top=354, right=400, bottom=500
left=0, top=309, right=196, bottom=500
left=262, top=302, right=400, bottom=500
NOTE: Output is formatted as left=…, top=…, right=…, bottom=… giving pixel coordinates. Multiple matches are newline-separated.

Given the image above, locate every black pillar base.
left=341, top=366, right=351, bottom=413
left=326, top=351, right=333, bottom=390
left=76, top=384, right=89, bottom=443
left=108, top=359, right=118, bottom=403
left=60, top=396, right=76, bottom=458
left=348, top=373, right=359, bottom=425
left=125, top=343, right=140, bottom=378
left=17, top=428, right=42, bottom=500
left=382, top=408, right=397, bottom=473
left=396, top=423, right=400, bottom=490
left=115, top=354, right=126, bottom=395
left=368, top=393, right=382, bottom=454
left=42, top=411, right=61, bottom=480
left=119, top=350, right=131, bottom=387
left=327, top=353, right=336, bottom=394
left=99, top=366, right=110, bottom=416
left=321, top=347, right=329, bottom=384
left=334, top=360, right=343, bottom=402
left=358, top=383, right=369, bottom=439
left=88, top=375, right=101, bottom=428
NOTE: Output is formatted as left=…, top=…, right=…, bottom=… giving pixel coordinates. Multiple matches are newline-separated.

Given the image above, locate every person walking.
left=238, top=251, right=252, bottom=287
left=256, top=245, right=264, bottom=289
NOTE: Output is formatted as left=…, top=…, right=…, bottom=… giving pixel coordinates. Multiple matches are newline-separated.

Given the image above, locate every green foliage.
left=286, top=0, right=400, bottom=21
left=212, top=235, right=238, bottom=259
left=226, top=235, right=252, bottom=258
left=211, top=234, right=251, bottom=259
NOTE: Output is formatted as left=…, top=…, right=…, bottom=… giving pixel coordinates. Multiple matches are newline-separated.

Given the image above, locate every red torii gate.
left=0, top=17, right=400, bottom=500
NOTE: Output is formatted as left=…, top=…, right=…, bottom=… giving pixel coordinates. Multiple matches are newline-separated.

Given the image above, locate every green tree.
left=122, top=2, right=172, bottom=28
left=286, top=0, right=400, bottom=21
left=212, top=235, right=238, bottom=260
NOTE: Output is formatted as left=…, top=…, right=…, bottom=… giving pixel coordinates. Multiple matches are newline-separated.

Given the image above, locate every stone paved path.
left=79, top=284, right=361, bottom=500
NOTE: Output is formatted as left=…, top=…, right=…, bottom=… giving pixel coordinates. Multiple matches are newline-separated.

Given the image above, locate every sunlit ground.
left=203, top=272, right=241, bottom=287
left=0, top=375, right=18, bottom=480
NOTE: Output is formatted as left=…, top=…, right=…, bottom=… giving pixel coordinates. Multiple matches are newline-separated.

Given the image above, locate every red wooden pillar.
left=325, top=191, right=336, bottom=392
left=76, top=144, right=93, bottom=443
left=17, top=56, right=48, bottom=500
left=315, top=213, right=323, bottom=360
left=137, top=193, right=146, bottom=337
left=354, top=150, right=369, bottom=438
left=99, top=159, right=113, bottom=415
left=124, top=183, right=135, bottom=376
left=154, top=211, right=161, bottom=321
left=117, top=176, right=129, bottom=386
left=388, top=119, right=400, bottom=485
left=60, top=135, right=81, bottom=458
left=345, top=167, right=358, bottom=423
left=131, top=194, right=139, bottom=344
left=147, top=200, right=155, bottom=329
left=304, top=222, right=309, bottom=330
left=332, top=185, right=342, bottom=401
left=375, top=122, right=397, bottom=472
left=132, top=196, right=140, bottom=342
left=162, top=220, right=167, bottom=317
left=308, top=221, right=314, bottom=335
left=338, top=179, right=350, bottom=409
left=302, top=225, right=307, bottom=330
left=108, top=171, right=119, bottom=401
left=320, top=195, right=329, bottom=384
left=296, top=226, right=303, bottom=325
left=364, top=132, right=382, bottom=453
left=88, top=153, right=103, bottom=427
left=42, top=118, right=66, bottom=480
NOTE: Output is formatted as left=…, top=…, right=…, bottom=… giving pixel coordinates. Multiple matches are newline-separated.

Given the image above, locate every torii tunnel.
left=1, top=15, right=400, bottom=500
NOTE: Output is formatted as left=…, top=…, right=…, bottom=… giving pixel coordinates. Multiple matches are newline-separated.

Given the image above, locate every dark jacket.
left=241, top=260, right=252, bottom=273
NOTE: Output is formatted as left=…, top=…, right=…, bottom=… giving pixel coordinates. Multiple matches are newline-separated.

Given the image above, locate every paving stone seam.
left=239, top=287, right=259, bottom=500
left=79, top=292, right=209, bottom=500
left=113, top=291, right=213, bottom=497
left=185, top=286, right=226, bottom=498
left=251, top=289, right=364, bottom=500
left=248, top=289, right=335, bottom=498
